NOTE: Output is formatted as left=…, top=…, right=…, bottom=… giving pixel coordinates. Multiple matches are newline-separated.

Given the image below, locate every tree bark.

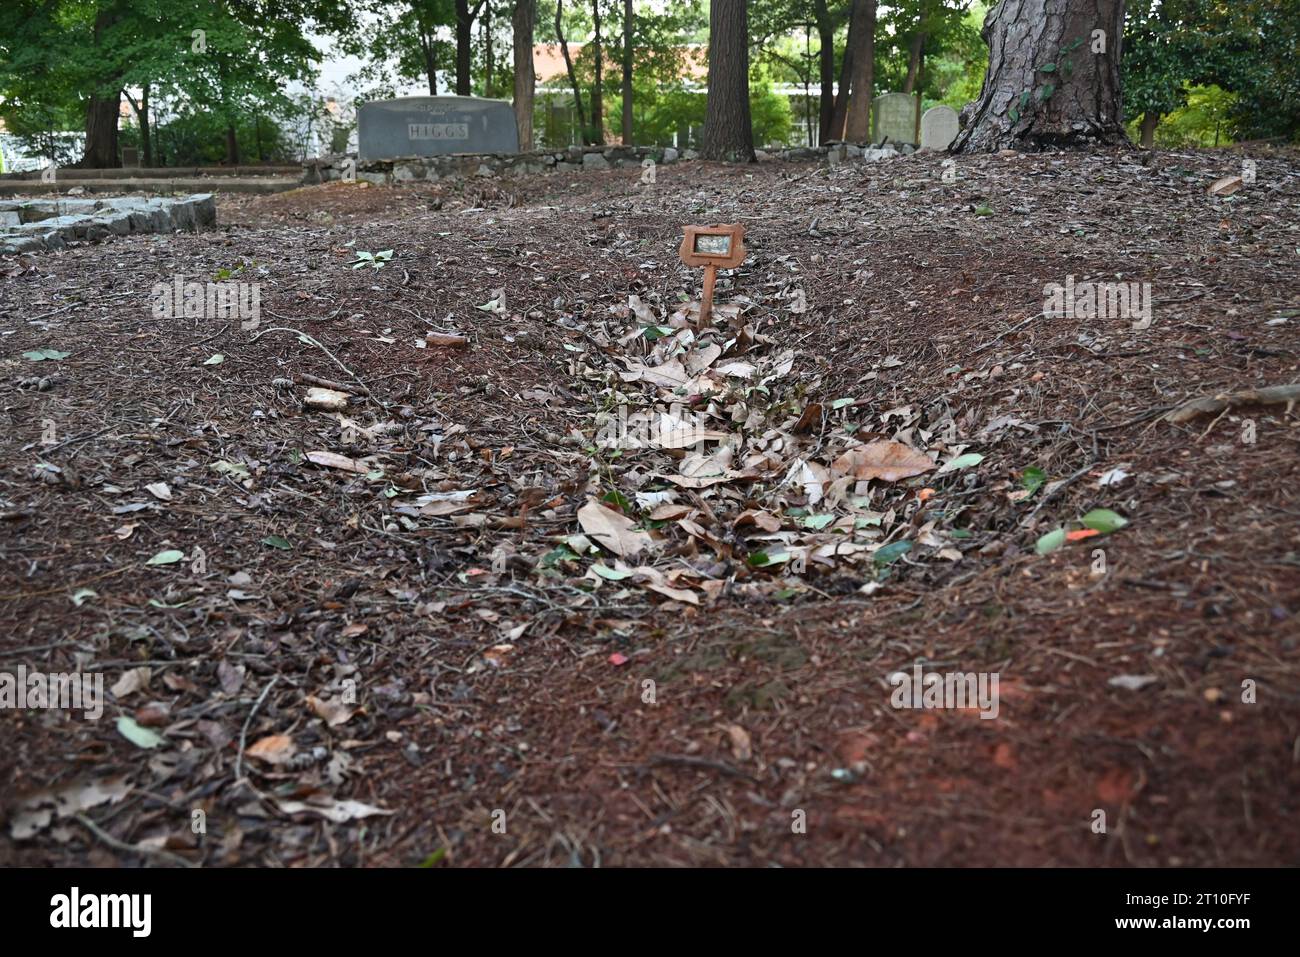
left=456, top=0, right=486, bottom=95
left=513, top=0, right=536, bottom=149
left=556, top=1, right=588, bottom=143
left=952, top=0, right=1130, bottom=153
left=417, top=8, right=438, bottom=93
left=484, top=1, right=494, bottom=97
left=140, top=84, right=152, bottom=167
left=225, top=123, right=240, bottom=165
left=812, top=0, right=837, bottom=143
left=80, top=8, right=122, bottom=169
left=590, top=0, right=604, bottom=143
left=83, top=94, right=122, bottom=168
left=902, top=23, right=926, bottom=93
left=621, top=0, right=634, bottom=144
left=843, top=0, right=876, bottom=143
left=122, top=86, right=153, bottom=167
left=1139, top=109, right=1159, bottom=148
left=830, top=0, right=862, bottom=141
left=701, top=0, right=754, bottom=161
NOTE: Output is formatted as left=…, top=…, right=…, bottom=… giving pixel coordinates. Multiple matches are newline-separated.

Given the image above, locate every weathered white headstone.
left=871, top=93, right=920, bottom=146
left=357, top=96, right=519, bottom=162
left=920, top=106, right=959, bottom=151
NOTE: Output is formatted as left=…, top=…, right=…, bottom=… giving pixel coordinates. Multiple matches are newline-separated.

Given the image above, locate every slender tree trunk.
left=902, top=30, right=926, bottom=93
left=456, top=0, right=486, bottom=95
left=122, top=87, right=152, bottom=167
left=591, top=0, right=604, bottom=143
left=813, top=0, right=836, bottom=143
left=830, top=0, right=861, bottom=141
left=843, top=0, right=877, bottom=143
left=621, top=0, right=633, bottom=144
left=1139, top=110, right=1159, bottom=148
left=700, top=0, right=754, bottom=161
left=223, top=124, right=239, bottom=165
left=953, top=0, right=1130, bottom=153
left=513, top=0, right=536, bottom=149
left=556, top=1, right=588, bottom=142
left=456, top=0, right=471, bottom=94
left=417, top=12, right=438, bottom=93
left=484, top=1, right=494, bottom=97
left=139, top=84, right=152, bottom=167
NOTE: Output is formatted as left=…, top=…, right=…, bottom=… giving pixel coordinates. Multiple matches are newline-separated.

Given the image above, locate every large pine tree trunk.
left=701, top=0, right=754, bottom=161
left=953, top=0, right=1129, bottom=153
left=79, top=8, right=122, bottom=169
left=513, top=0, right=536, bottom=149
left=843, top=0, right=877, bottom=143
left=82, top=94, right=121, bottom=168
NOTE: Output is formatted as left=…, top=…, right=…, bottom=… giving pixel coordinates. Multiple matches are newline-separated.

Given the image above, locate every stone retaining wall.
left=303, top=145, right=681, bottom=185
left=298, top=139, right=920, bottom=188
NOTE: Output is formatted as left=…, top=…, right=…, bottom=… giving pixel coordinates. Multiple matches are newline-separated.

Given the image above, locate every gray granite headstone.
left=358, top=96, right=519, bottom=162
left=871, top=93, right=919, bottom=146
left=920, top=106, right=959, bottom=151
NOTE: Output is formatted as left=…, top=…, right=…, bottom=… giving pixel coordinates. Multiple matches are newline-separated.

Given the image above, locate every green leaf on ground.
left=1021, top=467, right=1047, bottom=493
left=939, top=452, right=984, bottom=474
left=1080, top=508, right=1128, bottom=534
left=1035, top=528, right=1067, bottom=555
left=117, top=716, right=164, bottom=749
left=874, top=541, right=912, bottom=565
left=23, top=349, right=70, bottom=361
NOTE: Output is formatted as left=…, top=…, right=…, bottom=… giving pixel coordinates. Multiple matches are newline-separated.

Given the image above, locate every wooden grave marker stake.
left=678, top=224, right=747, bottom=329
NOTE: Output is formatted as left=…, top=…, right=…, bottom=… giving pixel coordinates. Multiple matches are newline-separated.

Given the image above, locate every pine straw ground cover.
left=1, top=148, right=1297, bottom=867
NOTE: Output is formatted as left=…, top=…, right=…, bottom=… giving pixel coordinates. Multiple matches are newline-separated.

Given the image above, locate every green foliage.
left=339, top=0, right=454, bottom=99
left=1125, top=0, right=1299, bottom=143
left=1125, top=84, right=1239, bottom=147
left=748, top=72, right=794, bottom=147
left=151, top=109, right=296, bottom=165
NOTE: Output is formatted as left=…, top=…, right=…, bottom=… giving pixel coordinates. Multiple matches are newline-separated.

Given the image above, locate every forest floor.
left=1, top=147, right=1298, bottom=867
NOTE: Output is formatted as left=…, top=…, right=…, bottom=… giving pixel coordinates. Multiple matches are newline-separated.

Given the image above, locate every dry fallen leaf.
left=245, top=734, right=295, bottom=765
left=577, top=498, right=654, bottom=559
left=304, top=387, right=351, bottom=411
left=306, top=450, right=371, bottom=473
left=274, top=796, right=394, bottom=823
left=832, top=440, right=935, bottom=482
left=726, top=724, right=753, bottom=761
left=144, top=482, right=172, bottom=501
left=110, top=667, right=151, bottom=699
left=9, top=775, right=133, bottom=840
left=1207, top=175, right=1243, bottom=196
left=306, top=695, right=357, bottom=727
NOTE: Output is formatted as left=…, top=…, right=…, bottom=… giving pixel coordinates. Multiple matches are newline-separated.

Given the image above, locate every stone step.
left=0, top=177, right=297, bottom=197
left=0, top=166, right=299, bottom=181
left=0, top=194, right=216, bottom=255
